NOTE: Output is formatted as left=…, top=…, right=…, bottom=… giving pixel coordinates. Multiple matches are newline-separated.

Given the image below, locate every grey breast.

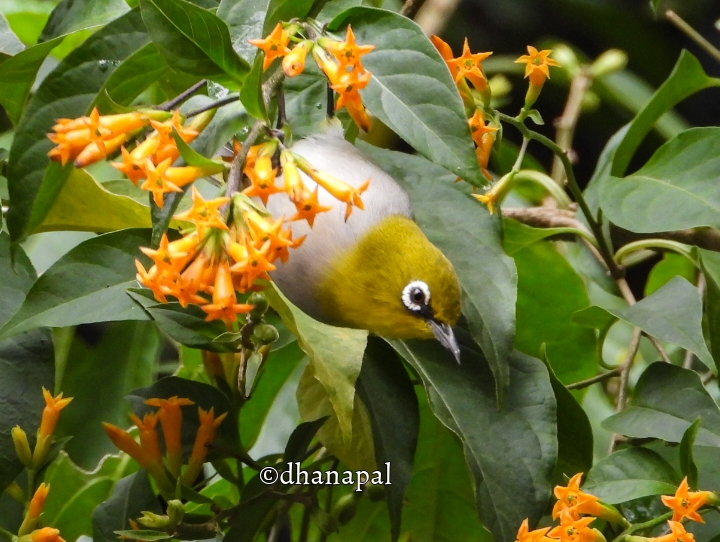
left=265, top=129, right=412, bottom=319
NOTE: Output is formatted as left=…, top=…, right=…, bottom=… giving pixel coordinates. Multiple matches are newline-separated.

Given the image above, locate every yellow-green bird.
left=267, top=128, right=462, bottom=361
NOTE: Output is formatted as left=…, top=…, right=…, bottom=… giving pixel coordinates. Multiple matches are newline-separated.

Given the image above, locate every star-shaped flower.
left=447, top=38, right=492, bottom=91
left=515, top=46, right=560, bottom=87
left=290, top=186, right=333, bottom=227
left=324, top=26, right=374, bottom=71
left=514, top=519, right=553, bottom=542
left=174, top=186, right=230, bottom=238
left=661, top=477, right=713, bottom=523
left=249, top=22, right=291, bottom=70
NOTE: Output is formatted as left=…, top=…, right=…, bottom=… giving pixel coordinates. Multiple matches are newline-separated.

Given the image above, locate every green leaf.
left=330, top=9, right=484, bottom=186
left=356, top=336, right=419, bottom=542
left=582, top=277, right=713, bottom=370
left=266, top=284, right=367, bottom=445
left=361, top=145, right=516, bottom=404
left=611, top=51, right=720, bottom=177
left=602, top=127, right=720, bottom=233
left=140, top=0, right=249, bottom=89
left=39, top=0, right=130, bottom=41
left=502, top=219, right=575, bottom=256
left=55, top=321, right=161, bottom=469
left=216, top=0, right=272, bottom=62
left=240, top=339, right=304, bottom=449
left=99, top=44, right=173, bottom=108
left=583, top=447, right=679, bottom=504
left=35, top=169, right=155, bottom=233
left=240, top=53, right=266, bottom=120
left=0, top=229, right=152, bottom=340
left=171, top=128, right=227, bottom=172
left=43, top=452, right=132, bottom=541
left=700, top=249, right=720, bottom=368
left=92, top=472, right=162, bottom=542
left=283, top=59, right=328, bottom=139
left=0, top=12, right=25, bottom=56
left=0, top=328, right=54, bottom=491
left=180, top=96, right=251, bottom=159
left=645, top=253, right=696, bottom=296
left=603, top=362, right=720, bottom=446
left=114, top=530, right=171, bottom=541
left=0, top=36, right=62, bottom=125
left=128, top=376, right=240, bottom=460
left=0, top=232, right=35, bottom=329
left=6, top=9, right=150, bottom=241
left=390, top=334, right=557, bottom=542
left=283, top=417, right=328, bottom=463
left=680, top=418, right=701, bottom=490
left=263, top=0, right=314, bottom=35
left=510, top=233, right=598, bottom=385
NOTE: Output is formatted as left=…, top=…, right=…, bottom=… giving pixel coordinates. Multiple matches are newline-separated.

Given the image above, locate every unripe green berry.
left=253, top=323, right=279, bottom=344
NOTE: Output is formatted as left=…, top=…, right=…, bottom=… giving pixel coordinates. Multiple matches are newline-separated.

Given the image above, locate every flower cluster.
left=250, top=24, right=375, bottom=131
left=103, top=396, right=227, bottom=494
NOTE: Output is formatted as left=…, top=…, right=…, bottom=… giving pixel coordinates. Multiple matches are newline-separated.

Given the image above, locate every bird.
left=266, top=127, right=462, bottom=362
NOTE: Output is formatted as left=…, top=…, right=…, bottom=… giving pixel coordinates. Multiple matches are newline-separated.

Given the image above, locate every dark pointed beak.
left=428, top=320, right=461, bottom=364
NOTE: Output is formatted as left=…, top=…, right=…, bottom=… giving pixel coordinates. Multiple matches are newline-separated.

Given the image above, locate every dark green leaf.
left=240, top=53, right=266, bottom=120
left=584, top=447, right=679, bottom=504
left=240, top=340, right=304, bottom=449
left=264, top=0, right=314, bottom=34
left=700, top=249, right=720, bottom=369
left=603, top=362, right=720, bottom=446
left=611, top=51, right=720, bottom=177
left=680, top=418, right=701, bottom=489
left=0, top=232, right=35, bottom=328
left=216, top=0, right=272, bottom=62
left=100, top=44, right=172, bottom=107
left=0, top=37, right=62, bottom=125
left=92, top=472, right=162, bottom=542
left=43, top=452, right=132, bottom=541
left=140, top=0, right=249, bottom=89
left=0, top=328, right=54, bottom=490
left=283, top=417, right=328, bottom=463
left=602, top=128, right=720, bottom=232
left=390, top=334, right=556, bottom=542
left=6, top=9, right=150, bottom=241
left=582, top=277, right=713, bottom=370
left=282, top=59, right=328, bottom=139
left=224, top=472, right=277, bottom=542
left=361, top=145, right=516, bottom=404
left=171, top=129, right=227, bottom=172
left=39, top=0, right=130, bottom=41
left=180, top=96, right=251, bottom=159
left=128, top=376, right=240, bottom=460
left=0, top=229, right=152, bottom=340
left=356, top=336, right=419, bottom=542
left=55, top=321, right=161, bottom=469
left=331, top=9, right=484, bottom=186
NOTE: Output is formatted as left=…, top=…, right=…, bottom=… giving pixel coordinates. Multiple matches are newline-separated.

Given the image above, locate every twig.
left=567, top=368, right=621, bottom=390
left=550, top=70, right=591, bottom=183
left=666, top=10, right=720, bottom=64
left=400, top=0, right=428, bottom=18
left=609, top=327, right=643, bottom=453
left=186, top=95, right=240, bottom=118
left=156, top=79, right=207, bottom=111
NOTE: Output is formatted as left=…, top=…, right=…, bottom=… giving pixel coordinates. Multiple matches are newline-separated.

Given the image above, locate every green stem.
left=512, top=170, right=573, bottom=208
left=498, top=112, right=621, bottom=277
left=610, top=511, right=672, bottom=542
left=614, top=239, right=696, bottom=266
left=666, top=10, right=720, bottom=64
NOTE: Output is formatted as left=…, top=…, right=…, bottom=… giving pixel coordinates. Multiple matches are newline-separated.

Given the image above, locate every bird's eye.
left=402, top=280, right=431, bottom=313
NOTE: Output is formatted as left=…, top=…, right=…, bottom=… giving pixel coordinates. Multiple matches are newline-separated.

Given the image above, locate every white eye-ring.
left=402, top=280, right=431, bottom=313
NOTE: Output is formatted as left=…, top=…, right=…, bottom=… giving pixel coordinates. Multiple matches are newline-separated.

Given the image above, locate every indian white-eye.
left=267, top=129, right=462, bottom=361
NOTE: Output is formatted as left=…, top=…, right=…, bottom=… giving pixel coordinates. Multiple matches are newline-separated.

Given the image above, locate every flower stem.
left=567, top=367, right=621, bottom=390
left=512, top=170, right=573, bottom=208
left=614, top=239, right=696, bottom=266
left=666, top=10, right=720, bottom=64
left=610, top=511, right=673, bottom=542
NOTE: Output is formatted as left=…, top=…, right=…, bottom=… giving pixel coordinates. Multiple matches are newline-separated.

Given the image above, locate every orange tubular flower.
left=661, top=477, right=715, bottom=523
left=74, top=133, right=128, bottom=168
left=654, top=521, right=695, bottom=542
left=290, top=186, right=333, bottom=227
left=468, top=109, right=498, bottom=148
left=230, top=235, right=276, bottom=292
left=313, top=46, right=340, bottom=81
left=323, top=26, right=374, bottom=71
left=447, top=38, right=492, bottom=91
left=249, top=22, right=291, bottom=70
left=144, top=396, right=195, bottom=477
left=33, top=388, right=73, bottom=466
left=201, top=259, right=254, bottom=324
left=181, top=407, right=228, bottom=485
left=174, top=186, right=230, bottom=239
left=516, top=45, right=559, bottom=87
left=281, top=150, right=306, bottom=202
left=300, top=162, right=369, bottom=220
left=514, top=519, right=553, bottom=542
left=112, top=147, right=148, bottom=185
left=29, top=527, right=66, bottom=542
left=140, top=158, right=182, bottom=207
left=548, top=510, right=603, bottom=542
left=243, top=155, right=284, bottom=205
left=553, top=473, right=603, bottom=520
left=18, top=483, right=50, bottom=536
left=283, top=40, right=313, bottom=77
left=130, top=412, right=163, bottom=465
left=430, top=35, right=458, bottom=78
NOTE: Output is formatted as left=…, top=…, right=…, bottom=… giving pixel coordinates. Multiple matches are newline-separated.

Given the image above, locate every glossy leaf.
left=240, top=53, right=266, bottom=120
left=330, top=9, right=484, bottom=186
left=361, top=145, right=516, bottom=403
left=645, top=253, right=696, bottom=296
left=6, top=9, right=150, bottom=241
left=611, top=51, right=720, bottom=177
left=603, top=362, right=720, bottom=446
left=283, top=59, right=328, bottom=139
left=267, top=284, right=368, bottom=445
left=0, top=229, right=152, bottom=340
left=43, top=452, right=133, bottom=541
left=140, top=0, right=249, bottom=89
left=263, top=0, right=314, bottom=34
left=0, top=232, right=35, bottom=328
left=216, top=0, right=272, bottom=62
left=391, top=334, right=556, bottom=542
left=601, top=128, right=720, bottom=233
left=39, top=0, right=130, bottom=40
left=583, top=447, right=679, bottom=504
left=92, top=472, right=162, bottom=542
left=0, top=37, right=62, bottom=125
left=680, top=418, right=701, bottom=489
left=356, top=337, right=419, bottom=541
left=55, top=321, right=161, bottom=469
left=36, top=169, right=154, bottom=233
left=99, top=43, right=172, bottom=107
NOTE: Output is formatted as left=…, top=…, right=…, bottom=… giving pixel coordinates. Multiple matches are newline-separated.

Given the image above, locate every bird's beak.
left=428, top=320, right=461, bottom=364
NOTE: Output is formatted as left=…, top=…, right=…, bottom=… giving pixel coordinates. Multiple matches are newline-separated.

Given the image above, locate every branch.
left=666, top=10, right=720, bottom=64
left=609, top=327, right=642, bottom=453
left=550, top=70, right=591, bottom=183
left=156, top=79, right=207, bottom=111
left=567, top=368, right=621, bottom=390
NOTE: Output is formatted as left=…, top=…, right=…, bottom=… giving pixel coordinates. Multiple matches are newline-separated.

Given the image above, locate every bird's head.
left=316, top=215, right=462, bottom=360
